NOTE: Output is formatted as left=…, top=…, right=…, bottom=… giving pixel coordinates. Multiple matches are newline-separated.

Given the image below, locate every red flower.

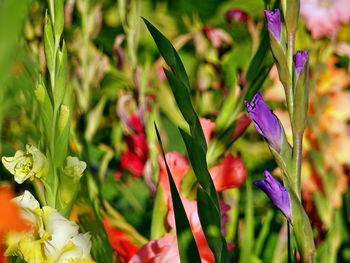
left=210, top=154, right=248, bottom=191
left=103, top=219, right=139, bottom=263
left=120, top=114, right=149, bottom=177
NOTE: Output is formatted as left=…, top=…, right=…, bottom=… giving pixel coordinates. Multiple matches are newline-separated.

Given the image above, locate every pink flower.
left=200, top=118, right=216, bottom=143
left=129, top=234, right=180, bottom=263
left=300, top=0, right=350, bottom=39
left=202, top=26, right=233, bottom=48
left=158, top=152, right=189, bottom=201
left=210, top=154, right=248, bottom=191
left=167, top=198, right=231, bottom=263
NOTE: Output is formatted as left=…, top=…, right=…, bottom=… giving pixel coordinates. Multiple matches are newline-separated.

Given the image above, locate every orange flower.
left=0, top=187, right=31, bottom=263
left=103, top=219, right=139, bottom=263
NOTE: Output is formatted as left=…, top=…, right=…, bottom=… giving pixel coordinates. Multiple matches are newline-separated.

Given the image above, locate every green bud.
left=293, top=51, right=309, bottom=133
left=35, top=81, right=54, bottom=141
left=44, top=13, right=55, bottom=75
left=58, top=104, right=70, bottom=133
left=54, top=41, right=67, bottom=106
left=54, top=0, right=64, bottom=37
left=282, top=0, right=300, bottom=35
left=2, top=145, right=49, bottom=184
left=58, top=156, right=86, bottom=215
left=269, top=34, right=291, bottom=91
left=54, top=104, right=70, bottom=167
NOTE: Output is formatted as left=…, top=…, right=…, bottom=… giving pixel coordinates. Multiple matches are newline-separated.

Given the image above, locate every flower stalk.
left=248, top=2, right=315, bottom=262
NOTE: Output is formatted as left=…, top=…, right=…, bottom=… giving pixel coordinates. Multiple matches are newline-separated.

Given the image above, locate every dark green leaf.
left=155, top=123, right=201, bottom=263
left=197, top=188, right=230, bottom=263
left=142, top=18, right=190, bottom=89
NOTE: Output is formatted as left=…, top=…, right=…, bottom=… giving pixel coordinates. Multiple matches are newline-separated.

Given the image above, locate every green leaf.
left=54, top=0, right=64, bottom=37
left=143, top=18, right=207, bottom=152
left=54, top=41, right=67, bottom=107
left=44, top=12, right=55, bottom=75
left=54, top=104, right=70, bottom=167
left=142, top=18, right=190, bottom=89
left=179, top=129, right=217, bottom=205
left=197, top=188, right=230, bottom=263
left=164, top=70, right=207, bottom=151
left=155, top=123, right=201, bottom=263
left=240, top=177, right=255, bottom=263
left=150, top=184, right=168, bottom=240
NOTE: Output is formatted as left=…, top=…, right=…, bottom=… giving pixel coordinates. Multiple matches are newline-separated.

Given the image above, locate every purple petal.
left=294, top=50, right=309, bottom=76
left=244, top=92, right=282, bottom=152
left=264, top=9, right=282, bottom=41
left=254, top=171, right=292, bottom=222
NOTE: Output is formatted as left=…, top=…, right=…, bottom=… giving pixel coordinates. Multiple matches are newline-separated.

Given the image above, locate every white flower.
left=6, top=191, right=94, bottom=263
left=2, top=145, right=48, bottom=184
left=62, top=156, right=87, bottom=180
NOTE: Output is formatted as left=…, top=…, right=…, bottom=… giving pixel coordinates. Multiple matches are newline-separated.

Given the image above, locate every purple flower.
left=254, top=170, right=292, bottom=222
left=225, top=9, right=249, bottom=25
left=264, top=9, right=282, bottom=41
left=294, top=50, right=309, bottom=76
left=244, top=92, right=282, bottom=152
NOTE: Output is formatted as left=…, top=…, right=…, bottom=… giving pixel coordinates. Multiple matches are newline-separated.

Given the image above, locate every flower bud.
left=2, top=145, right=48, bottom=184
left=294, top=50, right=308, bottom=76
left=254, top=170, right=292, bottom=222
left=264, top=9, right=282, bottom=42
left=62, top=156, right=87, bottom=180
left=244, top=92, right=283, bottom=152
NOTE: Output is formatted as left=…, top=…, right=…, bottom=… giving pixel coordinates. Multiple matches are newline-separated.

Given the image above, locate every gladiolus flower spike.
left=254, top=171, right=292, bottom=222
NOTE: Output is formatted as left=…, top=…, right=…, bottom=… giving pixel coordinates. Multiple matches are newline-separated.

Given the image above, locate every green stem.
left=292, top=132, right=303, bottom=199
left=286, top=32, right=295, bottom=119
left=287, top=222, right=291, bottom=263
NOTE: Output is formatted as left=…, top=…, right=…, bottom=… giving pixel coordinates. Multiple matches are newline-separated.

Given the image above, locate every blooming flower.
left=244, top=92, right=283, bottom=152
left=294, top=50, right=309, bottom=76
left=209, top=154, right=247, bottom=192
left=103, top=219, right=139, bottom=263
left=2, top=145, right=48, bottom=184
left=300, top=0, right=350, bottom=39
left=5, top=191, right=94, bottom=263
left=264, top=9, right=282, bottom=41
left=254, top=171, right=292, bottom=222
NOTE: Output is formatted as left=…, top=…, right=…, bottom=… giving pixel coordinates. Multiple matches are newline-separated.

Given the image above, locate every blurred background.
left=0, top=0, right=350, bottom=262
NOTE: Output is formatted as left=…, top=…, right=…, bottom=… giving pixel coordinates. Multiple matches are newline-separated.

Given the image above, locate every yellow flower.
left=2, top=145, right=48, bottom=184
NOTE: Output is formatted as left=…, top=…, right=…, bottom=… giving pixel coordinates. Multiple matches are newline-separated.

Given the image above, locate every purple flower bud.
left=254, top=171, right=292, bottom=222
left=294, top=50, right=309, bottom=76
left=244, top=92, right=283, bottom=152
left=225, top=9, right=249, bottom=26
left=264, top=9, right=282, bottom=41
